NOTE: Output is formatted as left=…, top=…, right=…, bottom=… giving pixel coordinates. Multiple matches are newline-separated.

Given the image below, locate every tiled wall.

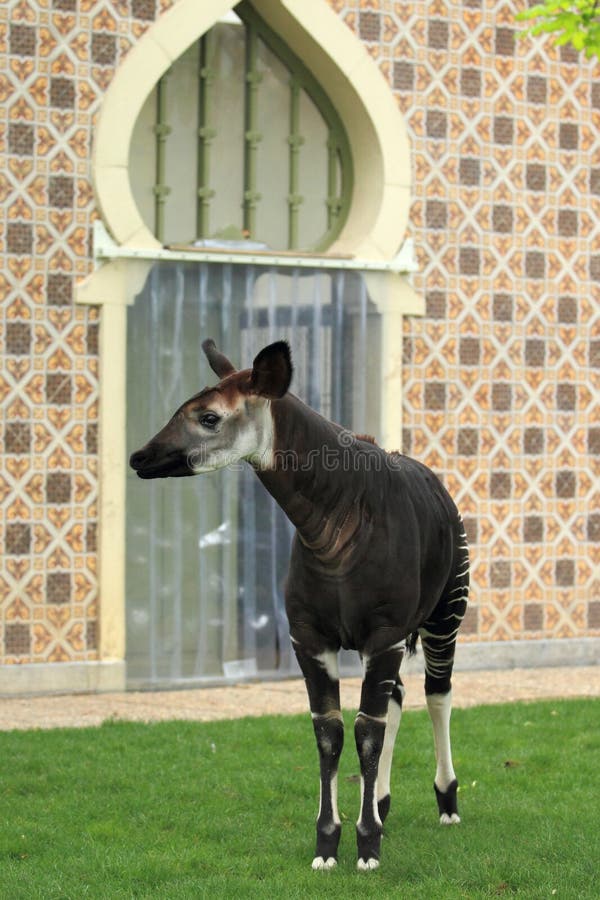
left=0, top=0, right=175, bottom=665
left=337, top=0, right=600, bottom=643
left=1, top=0, right=598, bottom=670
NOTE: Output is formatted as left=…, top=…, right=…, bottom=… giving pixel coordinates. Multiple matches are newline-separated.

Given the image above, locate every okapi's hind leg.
left=293, top=642, right=344, bottom=870
left=419, top=631, right=462, bottom=824
left=376, top=674, right=405, bottom=825
left=355, top=641, right=405, bottom=870
left=420, top=531, right=469, bottom=825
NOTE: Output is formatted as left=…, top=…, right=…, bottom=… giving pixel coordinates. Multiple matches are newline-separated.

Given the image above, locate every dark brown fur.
left=130, top=340, right=469, bottom=870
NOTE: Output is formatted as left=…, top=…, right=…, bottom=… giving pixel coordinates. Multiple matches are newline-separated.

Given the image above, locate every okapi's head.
left=129, top=340, right=292, bottom=479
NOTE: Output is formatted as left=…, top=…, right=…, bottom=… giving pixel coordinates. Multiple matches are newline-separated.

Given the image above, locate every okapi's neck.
left=255, top=394, right=369, bottom=567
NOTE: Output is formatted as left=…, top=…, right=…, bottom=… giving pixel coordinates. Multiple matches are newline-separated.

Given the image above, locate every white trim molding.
left=92, top=0, right=412, bottom=259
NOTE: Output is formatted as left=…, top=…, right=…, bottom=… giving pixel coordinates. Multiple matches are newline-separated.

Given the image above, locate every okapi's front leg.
left=355, top=642, right=404, bottom=871
left=293, top=642, right=344, bottom=870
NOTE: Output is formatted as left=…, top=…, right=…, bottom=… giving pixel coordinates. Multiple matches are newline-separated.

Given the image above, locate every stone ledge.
left=396, top=637, right=600, bottom=677
left=0, top=660, right=126, bottom=697
left=1, top=639, right=597, bottom=697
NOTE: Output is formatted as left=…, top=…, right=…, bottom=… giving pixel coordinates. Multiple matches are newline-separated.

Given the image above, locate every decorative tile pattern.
left=347, top=0, right=600, bottom=645
left=0, top=0, right=175, bottom=666
left=1, top=0, right=598, bottom=669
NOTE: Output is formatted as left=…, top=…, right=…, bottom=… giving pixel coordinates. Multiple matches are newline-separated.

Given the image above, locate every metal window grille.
left=130, top=1, right=353, bottom=251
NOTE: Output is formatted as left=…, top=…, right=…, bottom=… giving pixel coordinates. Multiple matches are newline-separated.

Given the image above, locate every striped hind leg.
left=425, top=688, right=460, bottom=825
left=355, top=641, right=405, bottom=870
left=420, top=633, right=461, bottom=824
left=420, top=531, right=469, bottom=825
left=376, top=675, right=405, bottom=824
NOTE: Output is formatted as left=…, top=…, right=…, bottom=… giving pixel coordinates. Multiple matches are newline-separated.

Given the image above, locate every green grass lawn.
left=0, top=698, right=599, bottom=899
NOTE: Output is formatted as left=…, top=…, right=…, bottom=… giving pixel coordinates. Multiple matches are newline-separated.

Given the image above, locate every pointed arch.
left=93, top=0, right=411, bottom=260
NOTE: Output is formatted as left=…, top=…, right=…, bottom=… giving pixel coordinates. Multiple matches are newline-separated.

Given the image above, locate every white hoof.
left=357, top=857, right=380, bottom=871
left=440, top=812, right=461, bottom=825
left=311, top=856, right=337, bottom=870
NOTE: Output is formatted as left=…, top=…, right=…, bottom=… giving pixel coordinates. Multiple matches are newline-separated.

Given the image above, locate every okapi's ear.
left=249, top=341, right=293, bottom=399
left=202, top=339, right=236, bottom=378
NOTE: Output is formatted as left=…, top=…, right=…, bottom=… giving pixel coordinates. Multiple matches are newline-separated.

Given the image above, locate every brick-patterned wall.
left=1, top=0, right=598, bottom=670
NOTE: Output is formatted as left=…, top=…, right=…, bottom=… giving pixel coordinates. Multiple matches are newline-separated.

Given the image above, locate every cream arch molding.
left=92, top=0, right=412, bottom=259
left=76, top=0, right=420, bottom=681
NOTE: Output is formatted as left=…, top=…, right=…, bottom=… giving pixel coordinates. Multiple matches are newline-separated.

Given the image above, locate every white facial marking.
left=247, top=399, right=274, bottom=469
left=189, top=397, right=274, bottom=473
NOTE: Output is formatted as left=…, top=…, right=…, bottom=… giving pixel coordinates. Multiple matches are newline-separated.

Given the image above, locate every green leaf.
left=514, top=0, right=600, bottom=59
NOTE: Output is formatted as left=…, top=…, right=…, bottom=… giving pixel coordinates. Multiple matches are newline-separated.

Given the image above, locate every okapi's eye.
left=199, top=412, right=220, bottom=430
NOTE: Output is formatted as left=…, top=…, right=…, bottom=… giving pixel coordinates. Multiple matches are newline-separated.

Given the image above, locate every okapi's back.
left=387, top=452, right=461, bottom=532
left=376, top=451, right=467, bottom=617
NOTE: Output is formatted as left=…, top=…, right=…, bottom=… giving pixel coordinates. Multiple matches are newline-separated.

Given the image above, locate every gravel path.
left=0, top=666, right=598, bottom=731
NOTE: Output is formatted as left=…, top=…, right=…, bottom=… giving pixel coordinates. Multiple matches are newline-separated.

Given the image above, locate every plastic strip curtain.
left=125, top=262, right=375, bottom=686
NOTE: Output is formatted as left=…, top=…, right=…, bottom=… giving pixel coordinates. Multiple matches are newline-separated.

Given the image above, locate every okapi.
left=130, top=339, right=469, bottom=871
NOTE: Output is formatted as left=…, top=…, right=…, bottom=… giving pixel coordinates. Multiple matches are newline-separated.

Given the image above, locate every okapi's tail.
left=406, top=631, right=419, bottom=656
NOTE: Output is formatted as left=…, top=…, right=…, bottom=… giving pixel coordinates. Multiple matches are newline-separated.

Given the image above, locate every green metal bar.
left=235, top=1, right=353, bottom=252
left=326, top=132, right=341, bottom=232
left=153, top=72, right=171, bottom=243
left=287, top=77, right=304, bottom=249
left=243, top=21, right=262, bottom=238
left=197, top=33, right=216, bottom=239
left=315, top=115, right=351, bottom=252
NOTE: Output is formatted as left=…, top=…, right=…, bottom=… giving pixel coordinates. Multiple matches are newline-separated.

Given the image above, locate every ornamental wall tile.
left=2, top=0, right=600, bottom=663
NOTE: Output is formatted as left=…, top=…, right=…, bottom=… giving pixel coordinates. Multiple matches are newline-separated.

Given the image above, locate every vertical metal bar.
left=170, top=266, right=185, bottom=679
left=197, top=33, right=215, bottom=239
left=194, top=264, right=209, bottom=677
left=326, top=133, right=341, bottom=232
left=153, top=75, right=171, bottom=243
left=331, top=271, right=345, bottom=425
left=267, top=267, right=277, bottom=343
left=220, top=265, right=238, bottom=667
left=241, top=265, right=257, bottom=668
left=243, top=22, right=262, bottom=238
left=244, top=264, right=256, bottom=331
left=221, top=263, right=232, bottom=349
left=287, top=78, right=303, bottom=249
left=313, top=272, right=322, bottom=410
left=148, top=267, right=160, bottom=681
left=267, top=268, right=279, bottom=669
left=357, top=276, right=368, bottom=432
left=199, top=262, right=208, bottom=329
left=290, top=267, right=299, bottom=333
left=322, top=296, right=333, bottom=421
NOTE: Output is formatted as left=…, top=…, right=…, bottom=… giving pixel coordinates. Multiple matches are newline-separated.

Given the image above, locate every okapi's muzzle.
left=129, top=442, right=194, bottom=479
